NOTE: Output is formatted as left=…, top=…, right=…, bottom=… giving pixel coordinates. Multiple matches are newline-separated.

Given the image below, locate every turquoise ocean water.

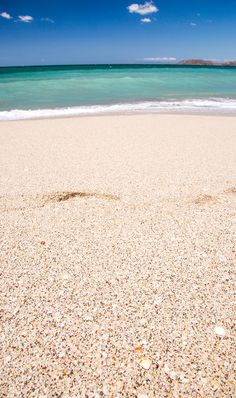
left=0, top=64, right=236, bottom=119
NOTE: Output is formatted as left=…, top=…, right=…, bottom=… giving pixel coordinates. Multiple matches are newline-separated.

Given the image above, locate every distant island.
left=179, top=59, right=236, bottom=66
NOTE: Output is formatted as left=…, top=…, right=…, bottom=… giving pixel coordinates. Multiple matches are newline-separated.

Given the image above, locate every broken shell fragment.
left=214, top=326, right=226, bottom=337
left=138, top=358, right=152, bottom=370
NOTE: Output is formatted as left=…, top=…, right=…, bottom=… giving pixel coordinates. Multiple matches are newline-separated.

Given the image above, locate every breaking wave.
left=1, top=98, right=236, bottom=120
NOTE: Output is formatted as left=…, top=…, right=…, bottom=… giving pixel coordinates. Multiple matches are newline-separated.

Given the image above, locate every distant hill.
left=225, top=61, right=236, bottom=66
left=179, top=59, right=236, bottom=66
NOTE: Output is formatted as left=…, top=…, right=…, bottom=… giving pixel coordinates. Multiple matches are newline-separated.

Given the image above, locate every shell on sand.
left=138, top=358, right=152, bottom=370
left=214, top=326, right=226, bottom=337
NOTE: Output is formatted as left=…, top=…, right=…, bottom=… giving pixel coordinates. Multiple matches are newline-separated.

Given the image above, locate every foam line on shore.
left=1, top=98, right=236, bottom=120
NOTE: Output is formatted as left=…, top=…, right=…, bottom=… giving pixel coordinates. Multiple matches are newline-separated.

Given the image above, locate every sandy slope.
left=0, top=114, right=235, bottom=397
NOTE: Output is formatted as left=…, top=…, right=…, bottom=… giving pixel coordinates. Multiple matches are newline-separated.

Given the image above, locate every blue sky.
left=0, top=0, right=236, bottom=66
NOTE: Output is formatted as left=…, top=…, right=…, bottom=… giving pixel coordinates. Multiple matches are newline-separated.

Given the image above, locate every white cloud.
left=141, top=57, right=177, bottom=62
left=141, top=18, right=151, bottom=23
left=0, top=11, right=12, bottom=20
left=41, top=17, right=55, bottom=23
left=18, top=15, right=33, bottom=23
left=128, top=2, right=158, bottom=16
left=190, top=22, right=197, bottom=26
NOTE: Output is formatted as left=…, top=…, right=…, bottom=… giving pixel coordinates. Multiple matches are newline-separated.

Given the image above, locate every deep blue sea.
left=0, top=64, right=236, bottom=119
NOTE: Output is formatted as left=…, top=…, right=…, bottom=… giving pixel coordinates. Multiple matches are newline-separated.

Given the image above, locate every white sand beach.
left=0, top=114, right=235, bottom=397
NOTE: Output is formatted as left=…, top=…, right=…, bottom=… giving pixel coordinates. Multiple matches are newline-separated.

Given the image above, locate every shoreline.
left=1, top=109, right=236, bottom=124
left=1, top=108, right=236, bottom=122
left=1, top=98, right=236, bottom=121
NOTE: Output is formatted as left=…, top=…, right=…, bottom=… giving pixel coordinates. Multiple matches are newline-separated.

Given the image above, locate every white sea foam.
left=1, top=98, right=236, bottom=120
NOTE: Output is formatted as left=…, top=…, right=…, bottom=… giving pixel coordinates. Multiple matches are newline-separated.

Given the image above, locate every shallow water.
left=0, top=64, right=236, bottom=119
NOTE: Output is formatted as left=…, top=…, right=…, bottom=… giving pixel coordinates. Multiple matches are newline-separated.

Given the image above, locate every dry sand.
left=0, top=114, right=235, bottom=397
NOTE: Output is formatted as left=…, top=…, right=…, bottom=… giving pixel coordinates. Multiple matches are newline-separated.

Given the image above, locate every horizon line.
left=1, top=61, right=236, bottom=69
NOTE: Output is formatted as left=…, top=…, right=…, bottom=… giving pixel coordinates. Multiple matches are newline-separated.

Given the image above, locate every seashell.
left=83, top=315, right=93, bottom=321
left=138, top=358, right=152, bottom=370
left=214, top=326, right=226, bottom=337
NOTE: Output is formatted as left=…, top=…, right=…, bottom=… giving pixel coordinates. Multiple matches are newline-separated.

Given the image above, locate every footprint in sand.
left=193, top=194, right=217, bottom=205
left=0, top=191, right=120, bottom=212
